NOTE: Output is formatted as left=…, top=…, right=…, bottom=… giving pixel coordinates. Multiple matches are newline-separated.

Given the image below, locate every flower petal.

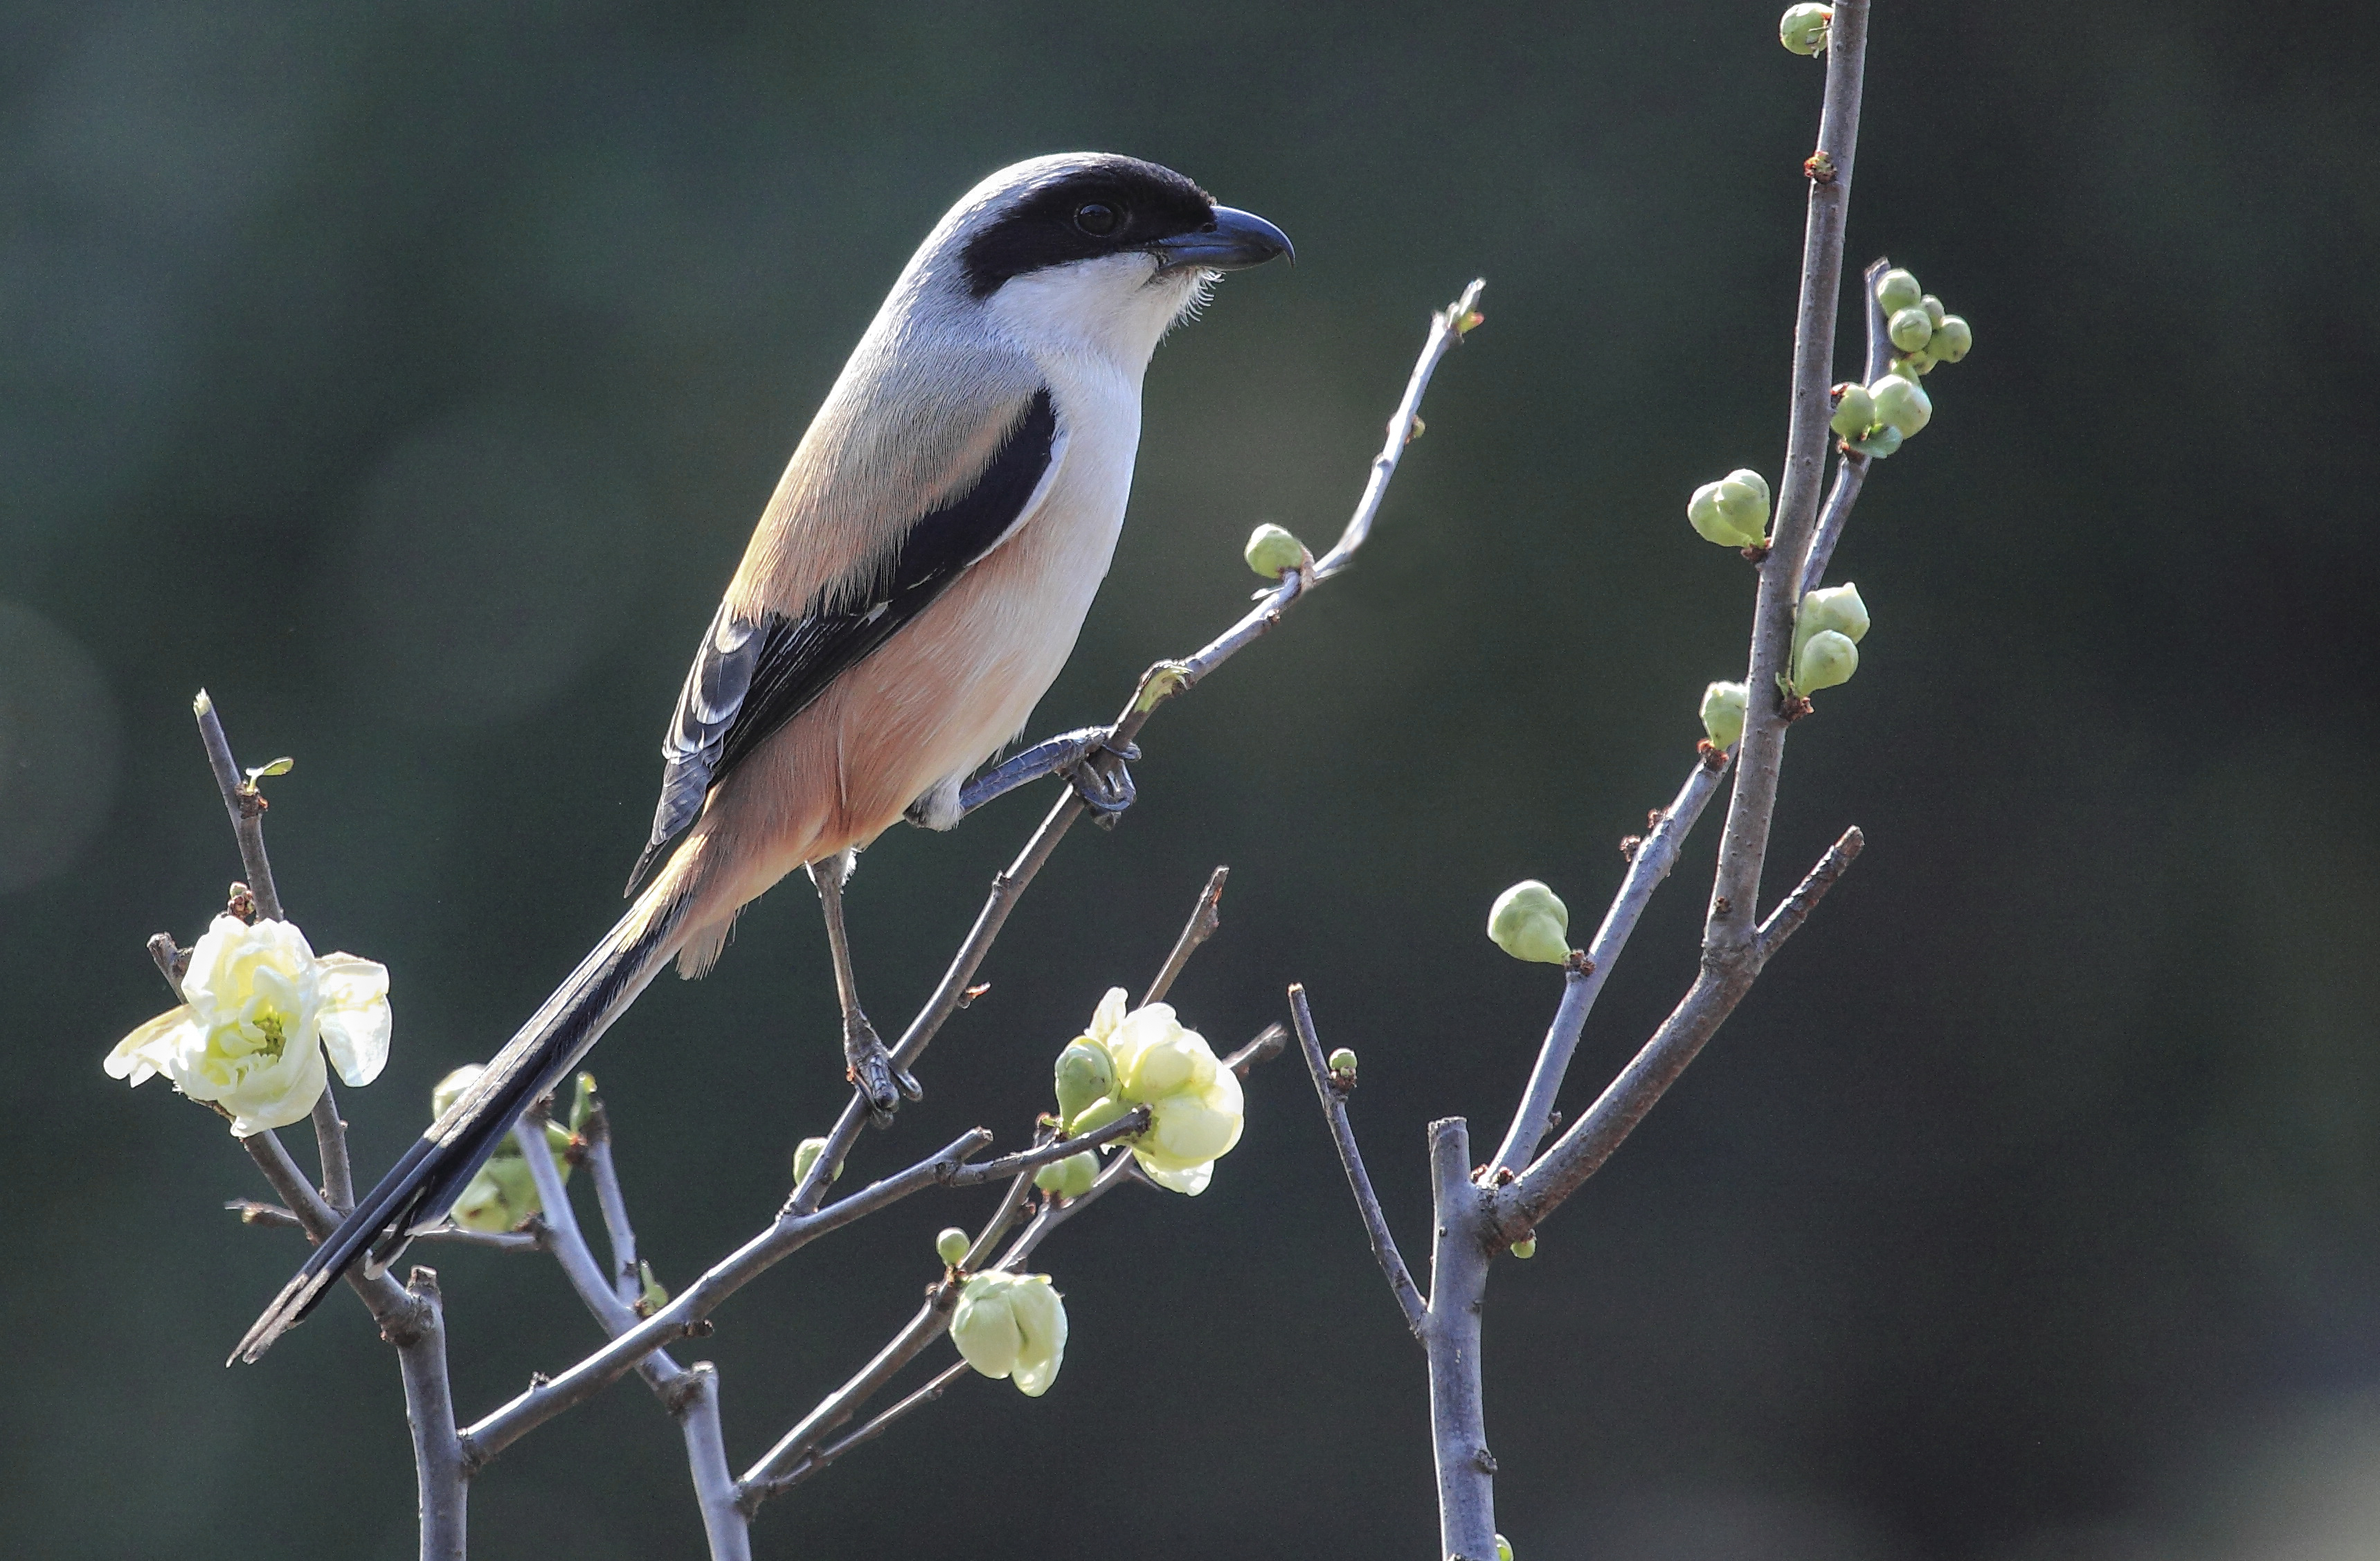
left=1007, top=1277, right=1067, bottom=1397
left=105, top=1007, right=198, bottom=1085
left=224, top=1035, right=327, bottom=1137
left=315, top=953, right=393, bottom=1085
left=1134, top=1153, right=1214, bottom=1196
left=1088, top=986, right=1130, bottom=1043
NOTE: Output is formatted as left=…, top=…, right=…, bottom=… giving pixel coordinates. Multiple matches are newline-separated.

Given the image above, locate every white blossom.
left=106, top=914, right=390, bottom=1137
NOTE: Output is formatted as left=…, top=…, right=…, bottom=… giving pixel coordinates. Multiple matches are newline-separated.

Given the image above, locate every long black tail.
left=231, top=878, right=690, bottom=1364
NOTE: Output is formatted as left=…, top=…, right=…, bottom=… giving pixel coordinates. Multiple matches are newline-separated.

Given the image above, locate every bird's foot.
left=954, top=727, right=1140, bottom=820
left=1062, top=735, right=1139, bottom=822
left=845, top=1009, right=922, bottom=1126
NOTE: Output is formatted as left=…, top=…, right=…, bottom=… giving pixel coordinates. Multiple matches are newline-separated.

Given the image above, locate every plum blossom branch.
left=1289, top=984, right=1425, bottom=1337
left=1488, top=754, right=1733, bottom=1176
left=1707, top=0, right=1868, bottom=948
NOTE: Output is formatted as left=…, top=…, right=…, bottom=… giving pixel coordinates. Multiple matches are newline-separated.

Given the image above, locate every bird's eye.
left=1073, top=203, right=1120, bottom=237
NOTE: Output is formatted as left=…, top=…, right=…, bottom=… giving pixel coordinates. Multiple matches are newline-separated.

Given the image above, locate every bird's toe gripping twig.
left=843, top=1009, right=922, bottom=1126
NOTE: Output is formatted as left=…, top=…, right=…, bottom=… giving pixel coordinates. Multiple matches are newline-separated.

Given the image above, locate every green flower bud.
left=1686, top=485, right=1749, bottom=548
left=1794, top=629, right=1860, bottom=693
left=1930, top=314, right=1972, bottom=363
left=1868, top=374, right=1932, bottom=437
left=952, top=1271, right=1069, bottom=1396
left=1875, top=268, right=1923, bottom=314
left=936, top=1227, right=971, bottom=1267
left=1887, top=306, right=1933, bottom=354
left=1847, top=424, right=1903, bottom=460
left=1054, top=1038, right=1115, bottom=1130
left=1497, top=1536, right=1515, bottom=1561
left=1511, top=1236, right=1538, bottom=1259
left=1327, top=1047, right=1358, bottom=1078
left=1796, top=582, right=1870, bottom=649
left=637, top=1260, right=668, bottom=1314
left=1778, top=3, right=1831, bottom=54
left=1488, top=881, right=1571, bottom=965
left=1687, top=469, right=1769, bottom=548
left=1056, top=1150, right=1100, bottom=1198
left=1921, top=294, right=1947, bottom=329
left=793, top=1135, right=842, bottom=1188
left=1033, top=1153, right=1100, bottom=1198
left=1895, top=350, right=1935, bottom=377
left=1065, top=1094, right=1132, bottom=1139
left=1700, top=680, right=1749, bottom=750
left=449, top=1155, right=542, bottom=1233
left=1828, top=382, right=1875, bottom=438
left=1243, top=522, right=1309, bottom=580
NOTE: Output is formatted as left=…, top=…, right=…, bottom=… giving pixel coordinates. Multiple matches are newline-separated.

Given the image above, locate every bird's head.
left=928, top=153, right=1293, bottom=363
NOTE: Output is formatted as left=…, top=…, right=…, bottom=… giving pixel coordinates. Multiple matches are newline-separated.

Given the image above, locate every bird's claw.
left=1065, top=737, right=1139, bottom=820
left=845, top=1011, right=921, bottom=1126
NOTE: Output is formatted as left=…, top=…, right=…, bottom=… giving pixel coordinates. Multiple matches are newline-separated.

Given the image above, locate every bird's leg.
left=953, top=726, right=1141, bottom=820
left=808, top=851, right=921, bottom=1124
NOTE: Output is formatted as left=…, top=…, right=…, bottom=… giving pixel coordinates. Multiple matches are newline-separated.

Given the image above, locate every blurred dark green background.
left=7, top=2, right=2378, bottom=1557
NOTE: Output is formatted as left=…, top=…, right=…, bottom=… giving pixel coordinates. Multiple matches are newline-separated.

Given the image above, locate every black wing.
left=628, top=388, right=1058, bottom=890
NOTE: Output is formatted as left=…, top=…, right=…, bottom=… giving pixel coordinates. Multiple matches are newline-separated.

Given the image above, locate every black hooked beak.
left=1150, top=206, right=1295, bottom=276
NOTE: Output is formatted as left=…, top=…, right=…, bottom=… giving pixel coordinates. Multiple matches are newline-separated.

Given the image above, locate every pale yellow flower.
left=1061, top=988, right=1244, bottom=1195
left=950, top=1271, right=1067, bottom=1396
left=106, top=914, right=390, bottom=1137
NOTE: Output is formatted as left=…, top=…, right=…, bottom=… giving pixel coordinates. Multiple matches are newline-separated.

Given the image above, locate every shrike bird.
left=234, top=153, right=1291, bottom=1362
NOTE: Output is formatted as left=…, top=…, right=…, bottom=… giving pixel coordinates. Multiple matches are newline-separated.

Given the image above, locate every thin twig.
left=1488, top=755, right=1731, bottom=1176
left=737, top=1285, right=962, bottom=1500
left=741, top=1025, right=1288, bottom=1513
left=192, top=689, right=282, bottom=922
left=1497, top=828, right=1864, bottom=1240
left=512, top=1110, right=689, bottom=1390
left=1706, top=1, right=1868, bottom=948
left=1800, top=254, right=1895, bottom=590
left=458, top=1128, right=994, bottom=1465
left=750, top=1360, right=971, bottom=1497
left=239, top=1130, right=424, bottom=1333
left=192, top=691, right=359, bottom=1213
left=787, top=282, right=1484, bottom=1219
left=399, top=1267, right=467, bottom=1561
left=147, top=933, right=188, bottom=995
left=312, top=1083, right=354, bottom=1212
left=945, top=1106, right=1150, bottom=1186
left=1144, top=865, right=1229, bottom=1007
left=224, top=1200, right=541, bottom=1252
left=1290, top=985, right=1425, bottom=1337
left=580, top=1100, right=642, bottom=1308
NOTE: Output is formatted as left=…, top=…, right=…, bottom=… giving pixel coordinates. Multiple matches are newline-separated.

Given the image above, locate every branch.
left=787, top=282, right=1484, bottom=1219
left=744, top=1360, right=970, bottom=1499
left=737, top=1285, right=961, bottom=1499
left=193, top=690, right=356, bottom=1211
left=1498, top=828, right=1864, bottom=1239
left=458, top=1128, right=994, bottom=1465
left=579, top=1100, right=642, bottom=1308
left=1424, top=1117, right=1497, bottom=1561
left=1290, top=984, right=1425, bottom=1337
left=511, top=1110, right=688, bottom=1391
left=1706, top=1, right=1868, bottom=950
left=1488, top=754, right=1732, bottom=1175
left=1144, top=865, right=1228, bottom=1007
left=1800, top=254, right=1896, bottom=589
left=192, top=689, right=282, bottom=922
left=741, top=1025, right=1289, bottom=1511
left=398, top=1267, right=467, bottom=1561
left=238, top=1128, right=424, bottom=1334
left=675, top=1364, right=750, bottom=1561
left=224, top=1200, right=539, bottom=1252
